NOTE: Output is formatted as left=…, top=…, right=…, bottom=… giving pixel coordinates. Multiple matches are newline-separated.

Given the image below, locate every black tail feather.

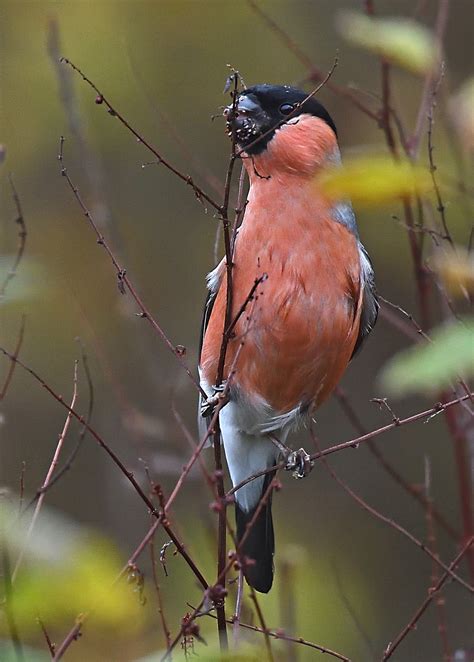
left=235, top=472, right=275, bottom=593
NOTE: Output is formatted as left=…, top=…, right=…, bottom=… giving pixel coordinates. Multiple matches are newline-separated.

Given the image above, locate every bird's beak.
left=225, top=94, right=265, bottom=146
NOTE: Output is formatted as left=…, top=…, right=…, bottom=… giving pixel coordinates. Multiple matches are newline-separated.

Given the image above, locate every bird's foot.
left=200, top=383, right=227, bottom=418
left=285, top=448, right=314, bottom=479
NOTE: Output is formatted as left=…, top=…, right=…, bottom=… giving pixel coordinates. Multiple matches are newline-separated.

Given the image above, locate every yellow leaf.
left=337, top=12, right=438, bottom=75
left=316, top=155, right=432, bottom=206
left=433, top=247, right=474, bottom=296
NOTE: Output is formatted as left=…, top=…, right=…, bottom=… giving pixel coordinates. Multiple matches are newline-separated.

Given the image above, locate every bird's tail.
left=235, top=471, right=275, bottom=593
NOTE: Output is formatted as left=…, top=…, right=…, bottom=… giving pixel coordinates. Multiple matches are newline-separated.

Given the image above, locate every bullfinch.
left=198, top=84, right=378, bottom=593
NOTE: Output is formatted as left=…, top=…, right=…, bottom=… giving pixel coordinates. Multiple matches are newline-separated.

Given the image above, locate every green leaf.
left=380, top=319, right=474, bottom=395
left=316, top=155, right=432, bottom=206
left=337, top=11, right=438, bottom=75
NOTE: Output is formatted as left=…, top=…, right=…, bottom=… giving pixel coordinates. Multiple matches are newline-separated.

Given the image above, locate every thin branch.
left=26, top=339, right=94, bottom=507
left=382, top=536, right=473, bottom=660
left=249, top=587, right=275, bottom=662
left=194, top=606, right=351, bottom=661
left=423, top=457, right=451, bottom=661
left=0, top=315, right=25, bottom=401
left=246, top=0, right=378, bottom=121
left=408, top=0, right=451, bottom=158
left=150, top=534, right=172, bottom=650
left=57, top=136, right=206, bottom=398
left=309, top=425, right=473, bottom=595
left=228, top=392, right=474, bottom=497
left=427, top=62, right=453, bottom=246
left=37, top=617, right=56, bottom=657
left=12, top=361, right=79, bottom=582
left=59, top=58, right=221, bottom=211
left=335, top=386, right=460, bottom=541
left=0, top=174, right=27, bottom=300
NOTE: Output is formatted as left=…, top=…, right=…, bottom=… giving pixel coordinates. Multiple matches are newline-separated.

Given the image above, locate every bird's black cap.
left=228, top=84, right=337, bottom=154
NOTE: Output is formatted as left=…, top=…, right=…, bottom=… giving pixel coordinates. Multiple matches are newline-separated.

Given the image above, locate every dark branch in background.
left=335, top=386, right=460, bottom=541
left=408, top=0, right=451, bottom=158
left=53, top=351, right=244, bottom=658
left=0, top=316, right=25, bottom=401
left=59, top=58, right=221, bottom=211
left=12, top=362, right=78, bottom=583
left=382, top=536, right=473, bottom=660
left=423, top=458, right=451, bottom=661
left=0, top=174, right=27, bottom=300
left=24, top=339, right=94, bottom=510
left=246, top=0, right=379, bottom=121
left=57, top=137, right=206, bottom=399
left=37, top=617, right=55, bottom=657
left=309, top=425, right=472, bottom=594
left=0, top=345, right=158, bottom=517
left=427, top=63, right=453, bottom=246
left=150, top=536, right=171, bottom=651
left=248, top=587, right=275, bottom=662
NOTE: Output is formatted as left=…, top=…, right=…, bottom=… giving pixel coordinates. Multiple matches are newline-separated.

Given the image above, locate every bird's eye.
left=279, top=103, right=294, bottom=115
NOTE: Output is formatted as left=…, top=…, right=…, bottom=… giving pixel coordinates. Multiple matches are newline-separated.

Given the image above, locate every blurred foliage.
left=449, top=76, right=474, bottom=149
left=0, top=498, right=144, bottom=634
left=337, top=11, right=438, bottom=75
left=381, top=319, right=474, bottom=395
left=433, top=246, right=474, bottom=296
left=316, top=154, right=432, bottom=205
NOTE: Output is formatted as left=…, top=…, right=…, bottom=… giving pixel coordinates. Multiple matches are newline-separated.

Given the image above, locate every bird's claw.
left=285, top=448, right=314, bottom=479
left=200, top=383, right=226, bottom=418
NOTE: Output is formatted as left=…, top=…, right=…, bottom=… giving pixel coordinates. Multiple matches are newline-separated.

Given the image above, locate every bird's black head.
left=225, top=84, right=337, bottom=155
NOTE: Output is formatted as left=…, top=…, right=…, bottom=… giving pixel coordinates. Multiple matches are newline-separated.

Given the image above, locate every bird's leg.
left=268, top=434, right=314, bottom=479
left=200, top=382, right=227, bottom=418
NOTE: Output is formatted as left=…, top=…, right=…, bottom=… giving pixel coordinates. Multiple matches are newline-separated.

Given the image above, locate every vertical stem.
left=443, top=400, right=474, bottom=583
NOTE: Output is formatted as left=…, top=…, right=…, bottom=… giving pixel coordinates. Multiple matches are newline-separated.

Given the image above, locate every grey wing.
left=351, top=242, right=379, bottom=358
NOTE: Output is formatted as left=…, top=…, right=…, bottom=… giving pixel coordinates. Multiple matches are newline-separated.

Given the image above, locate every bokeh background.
left=1, top=1, right=473, bottom=660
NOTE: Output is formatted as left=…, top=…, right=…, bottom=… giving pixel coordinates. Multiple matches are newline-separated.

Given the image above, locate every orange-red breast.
left=199, top=85, right=378, bottom=593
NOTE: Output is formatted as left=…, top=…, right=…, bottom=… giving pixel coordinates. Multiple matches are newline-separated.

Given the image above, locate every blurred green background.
left=0, top=1, right=473, bottom=660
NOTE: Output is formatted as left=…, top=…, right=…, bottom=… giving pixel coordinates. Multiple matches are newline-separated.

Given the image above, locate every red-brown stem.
left=249, top=587, right=275, bottom=662
left=335, top=386, right=459, bottom=541
left=247, top=0, right=378, bottom=121
left=37, top=617, right=56, bottom=657
left=424, top=460, right=452, bottom=661
left=443, top=400, right=474, bottom=582
left=309, top=426, right=473, bottom=594
left=12, top=362, right=78, bottom=582
left=58, top=136, right=206, bottom=399
left=0, top=315, right=25, bottom=401
left=382, top=536, right=473, bottom=660
left=150, top=534, right=172, bottom=650
left=0, top=174, right=27, bottom=300
left=59, top=58, right=221, bottom=211
left=196, top=607, right=351, bottom=661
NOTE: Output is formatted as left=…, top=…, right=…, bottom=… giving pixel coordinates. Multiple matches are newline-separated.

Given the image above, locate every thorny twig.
left=0, top=174, right=27, bottom=301
left=58, top=136, right=206, bottom=399
left=192, top=604, right=351, bottom=661
left=12, top=361, right=79, bottom=583
left=0, top=315, right=25, bottom=401
left=382, top=536, right=473, bottom=660
left=59, top=58, right=221, bottom=211
left=309, top=425, right=473, bottom=595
